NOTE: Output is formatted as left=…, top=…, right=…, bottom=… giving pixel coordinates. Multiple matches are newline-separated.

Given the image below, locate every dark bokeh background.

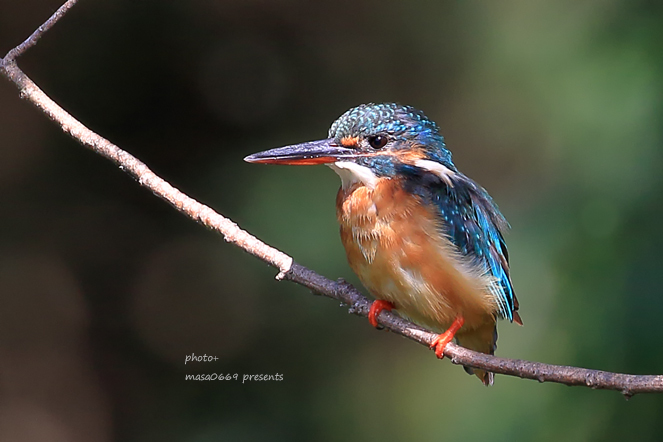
left=1, top=0, right=663, bottom=440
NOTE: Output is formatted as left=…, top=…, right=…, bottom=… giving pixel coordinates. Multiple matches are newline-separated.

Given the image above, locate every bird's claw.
left=430, top=316, right=465, bottom=359
left=430, top=332, right=454, bottom=359
left=368, top=300, right=394, bottom=328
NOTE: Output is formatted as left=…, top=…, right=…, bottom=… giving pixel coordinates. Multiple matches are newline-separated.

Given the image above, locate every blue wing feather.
left=399, top=164, right=518, bottom=321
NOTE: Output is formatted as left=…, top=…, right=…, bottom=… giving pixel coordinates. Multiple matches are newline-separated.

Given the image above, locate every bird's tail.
left=455, top=323, right=497, bottom=386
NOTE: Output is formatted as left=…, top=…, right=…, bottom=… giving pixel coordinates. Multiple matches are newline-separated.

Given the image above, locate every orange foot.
left=368, top=300, right=394, bottom=328
left=430, top=316, right=465, bottom=358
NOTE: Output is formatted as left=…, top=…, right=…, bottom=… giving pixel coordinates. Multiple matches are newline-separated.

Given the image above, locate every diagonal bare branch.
left=3, top=0, right=78, bottom=63
left=2, top=0, right=662, bottom=399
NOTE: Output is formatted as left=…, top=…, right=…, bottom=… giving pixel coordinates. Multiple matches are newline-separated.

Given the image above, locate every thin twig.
left=0, top=61, right=294, bottom=278
left=3, top=0, right=78, bottom=63
left=2, top=1, right=662, bottom=398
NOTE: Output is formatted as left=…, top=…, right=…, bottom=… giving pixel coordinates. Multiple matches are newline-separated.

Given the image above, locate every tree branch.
left=2, top=1, right=662, bottom=399
left=3, top=0, right=78, bottom=63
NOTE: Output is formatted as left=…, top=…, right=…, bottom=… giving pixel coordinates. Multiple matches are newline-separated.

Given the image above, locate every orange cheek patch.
left=396, top=148, right=427, bottom=162
left=340, top=136, right=360, bottom=148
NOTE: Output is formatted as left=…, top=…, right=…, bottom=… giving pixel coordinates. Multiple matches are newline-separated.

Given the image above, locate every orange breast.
left=336, top=178, right=499, bottom=332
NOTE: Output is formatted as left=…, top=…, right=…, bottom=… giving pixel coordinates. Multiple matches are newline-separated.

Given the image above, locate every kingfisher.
left=245, top=103, right=522, bottom=385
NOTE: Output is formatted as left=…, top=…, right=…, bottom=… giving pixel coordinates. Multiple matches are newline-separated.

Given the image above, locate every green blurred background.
left=1, top=0, right=662, bottom=440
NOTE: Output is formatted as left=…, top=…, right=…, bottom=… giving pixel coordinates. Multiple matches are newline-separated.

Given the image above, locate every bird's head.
left=245, top=103, right=456, bottom=187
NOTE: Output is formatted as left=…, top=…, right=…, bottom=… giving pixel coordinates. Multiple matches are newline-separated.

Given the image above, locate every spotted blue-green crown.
left=329, top=103, right=440, bottom=140
left=329, top=103, right=454, bottom=168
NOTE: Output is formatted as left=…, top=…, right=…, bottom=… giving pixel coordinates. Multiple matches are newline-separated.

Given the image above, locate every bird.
left=244, top=103, right=521, bottom=385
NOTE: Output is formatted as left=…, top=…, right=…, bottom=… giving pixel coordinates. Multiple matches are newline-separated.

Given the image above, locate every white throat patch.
left=328, top=161, right=378, bottom=189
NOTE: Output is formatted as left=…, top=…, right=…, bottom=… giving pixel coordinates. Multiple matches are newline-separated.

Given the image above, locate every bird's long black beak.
left=244, top=138, right=357, bottom=165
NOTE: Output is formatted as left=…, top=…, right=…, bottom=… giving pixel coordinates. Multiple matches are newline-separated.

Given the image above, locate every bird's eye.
left=368, top=135, right=388, bottom=149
